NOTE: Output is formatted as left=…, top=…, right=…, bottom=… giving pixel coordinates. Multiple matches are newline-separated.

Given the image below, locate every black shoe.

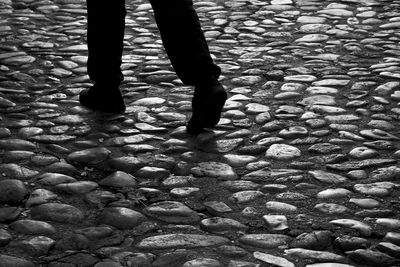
left=186, top=80, right=227, bottom=134
left=79, top=85, right=126, bottom=113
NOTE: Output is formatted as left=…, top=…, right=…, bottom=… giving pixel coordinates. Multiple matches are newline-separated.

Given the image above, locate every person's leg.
left=80, top=0, right=126, bottom=113
left=149, top=0, right=226, bottom=133
left=148, top=0, right=220, bottom=85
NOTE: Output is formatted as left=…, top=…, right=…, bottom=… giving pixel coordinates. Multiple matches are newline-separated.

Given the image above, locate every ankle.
left=195, top=76, right=219, bottom=86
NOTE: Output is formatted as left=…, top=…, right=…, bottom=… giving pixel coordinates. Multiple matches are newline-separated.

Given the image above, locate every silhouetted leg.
left=80, top=0, right=126, bottom=113
left=149, top=0, right=221, bottom=85
left=86, top=0, right=126, bottom=86
left=149, top=0, right=226, bottom=133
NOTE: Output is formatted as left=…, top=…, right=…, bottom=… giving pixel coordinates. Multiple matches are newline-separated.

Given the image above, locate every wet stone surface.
left=1, top=0, right=400, bottom=266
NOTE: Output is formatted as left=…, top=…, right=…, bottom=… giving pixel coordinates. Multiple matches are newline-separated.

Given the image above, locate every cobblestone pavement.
left=1, top=0, right=400, bottom=266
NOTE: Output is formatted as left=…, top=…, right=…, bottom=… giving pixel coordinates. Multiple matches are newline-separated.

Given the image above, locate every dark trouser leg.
left=148, top=0, right=221, bottom=85
left=86, top=0, right=126, bottom=86
left=149, top=0, right=225, bottom=133
left=80, top=0, right=126, bottom=113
